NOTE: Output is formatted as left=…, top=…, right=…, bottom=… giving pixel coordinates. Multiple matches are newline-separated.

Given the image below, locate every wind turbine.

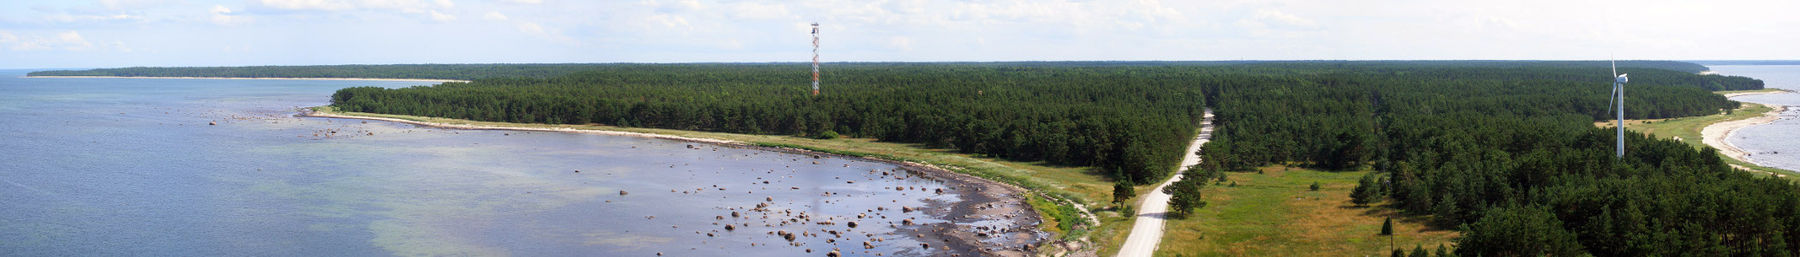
left=1608, top=60, right=1630, bottom=158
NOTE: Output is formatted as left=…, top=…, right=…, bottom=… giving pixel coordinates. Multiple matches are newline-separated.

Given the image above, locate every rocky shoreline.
left=299, top=109, right=1045, bottom=256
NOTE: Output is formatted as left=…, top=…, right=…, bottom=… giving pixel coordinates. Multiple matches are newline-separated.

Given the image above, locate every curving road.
left=1116, top=109, right=1212, bottom=257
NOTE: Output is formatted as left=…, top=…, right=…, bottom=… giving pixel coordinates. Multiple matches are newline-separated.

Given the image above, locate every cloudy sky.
left=2, top=0, right=1797, bottom=69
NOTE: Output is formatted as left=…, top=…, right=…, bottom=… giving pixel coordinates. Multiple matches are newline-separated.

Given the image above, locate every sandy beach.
left=1703, top=90, right=1794, bottom=166
left=301, top=109, right=1044, bottom=256
left=24, top=75, right=469, bottom=83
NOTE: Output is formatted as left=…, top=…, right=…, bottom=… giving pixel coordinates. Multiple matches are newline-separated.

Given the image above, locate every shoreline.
left=300, top=108, right=1044, bottom=256
left=24, top=75, right=469, bottom=83
left=1703, top=90, right=1794, bottom=169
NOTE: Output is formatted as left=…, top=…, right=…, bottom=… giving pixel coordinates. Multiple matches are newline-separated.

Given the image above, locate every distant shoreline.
left=23, top=75, right=468, bottom=83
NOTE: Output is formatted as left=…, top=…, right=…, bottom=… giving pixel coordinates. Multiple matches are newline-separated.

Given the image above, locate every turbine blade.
left=1611, top=58, right=1618, bottom=76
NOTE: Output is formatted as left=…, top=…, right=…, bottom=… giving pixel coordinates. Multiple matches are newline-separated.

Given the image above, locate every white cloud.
left=110, top=41, right=133, bottom=53
left=729, top=2, right=791, bottom=20
left=430, top=10, right=456, bottom=22
left=45, top=14, right=144, bottom=23
left=643, top=0, right=703, bottom=13
left=257, top=0, right=454, bottom=11
left=499, top=0, right=541, bottom=4
left=517, top=22, right=545, bottom=34
left=258, top=0, right=354, bottom=11
left=483, top=11, right=509, bottom=21
left=647, top=14, right=691, bottom=30
left=516, top=22, right=574, bottom=44
left=56, top=31, right=94, bottom=51
left=1248, top=9, right=1318, bottom=30
left=887, top=36, right=913, bottom=51
left=3, top=31, right=97, bottom=51
left=211, top=5, right=250, bottom=25
left=99, top=0, right=169, bottom=10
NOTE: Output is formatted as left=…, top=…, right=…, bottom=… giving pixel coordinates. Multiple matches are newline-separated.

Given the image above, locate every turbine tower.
left=1610, top=60, right=1629, bottom=158
left=811, top=22, right=821, bottom=96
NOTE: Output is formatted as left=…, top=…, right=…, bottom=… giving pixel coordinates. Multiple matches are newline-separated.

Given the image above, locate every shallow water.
left=1710, top=65, right=1800, bottom=171
left=0, top=71, right=1006, bottom=256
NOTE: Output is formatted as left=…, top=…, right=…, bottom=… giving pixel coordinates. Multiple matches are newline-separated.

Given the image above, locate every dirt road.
left=1116, top=109, right=1212, bottom=257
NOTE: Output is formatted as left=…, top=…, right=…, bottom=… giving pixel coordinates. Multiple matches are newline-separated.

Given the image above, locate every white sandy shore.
left=1703, top=90, right=1794, bottom=167
left=24, top=75, right=469, bottom=83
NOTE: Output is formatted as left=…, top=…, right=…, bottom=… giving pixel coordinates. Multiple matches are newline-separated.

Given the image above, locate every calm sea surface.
left=1710, top=65, right=1800, bottom=172
left=0, top=70, right=980, bottom=256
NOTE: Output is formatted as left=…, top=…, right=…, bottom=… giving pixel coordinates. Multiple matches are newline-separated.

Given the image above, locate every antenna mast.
left=811, top=22, right=821, bottom=96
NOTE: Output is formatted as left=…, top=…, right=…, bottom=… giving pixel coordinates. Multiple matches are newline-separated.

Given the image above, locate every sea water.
left=1709, top=65, right=1800, bottom=172
left=0, top=70, right=1009, bottom=256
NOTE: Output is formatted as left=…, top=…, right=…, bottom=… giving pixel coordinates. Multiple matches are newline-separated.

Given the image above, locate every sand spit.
left=300, top=109, right=1044, bottom=256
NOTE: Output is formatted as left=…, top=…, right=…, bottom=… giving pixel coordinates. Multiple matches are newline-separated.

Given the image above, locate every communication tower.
left=811, top=22, right=821, bottom=96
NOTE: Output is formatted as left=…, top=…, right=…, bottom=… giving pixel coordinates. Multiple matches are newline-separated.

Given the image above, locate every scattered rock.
left=725, top=224, right=735, bottom=231
left=846, top=221, right=857, bottom=228
left=208, top=121, right=217, bottom=126
left=619, top=190, right=629, bottom=196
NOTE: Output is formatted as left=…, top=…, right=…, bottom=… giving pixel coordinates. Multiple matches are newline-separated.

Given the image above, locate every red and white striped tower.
left=810, top=22, right=821, bottom=96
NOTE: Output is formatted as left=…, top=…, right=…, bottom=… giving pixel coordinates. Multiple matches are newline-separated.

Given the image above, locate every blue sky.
left=2, top=0, right=1797, bottom=69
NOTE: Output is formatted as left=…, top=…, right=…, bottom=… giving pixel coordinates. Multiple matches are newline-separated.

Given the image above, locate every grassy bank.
left=1155, top=166, right=1458, bottom=256
left=310, top=106, right=1134, bottom=253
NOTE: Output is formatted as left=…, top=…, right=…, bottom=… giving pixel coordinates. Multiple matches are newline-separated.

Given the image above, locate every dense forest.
left=1189, top=62, right=1793, bottom=256
left=50, top=61, right=1790, bottom=255
left=332, top=64, right=1211, bottom=184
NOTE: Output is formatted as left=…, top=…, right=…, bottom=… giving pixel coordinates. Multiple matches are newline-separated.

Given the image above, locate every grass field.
left=1154, top=166, right=1458, bottom=256
left=311, top=106, right=1140, bottom=253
